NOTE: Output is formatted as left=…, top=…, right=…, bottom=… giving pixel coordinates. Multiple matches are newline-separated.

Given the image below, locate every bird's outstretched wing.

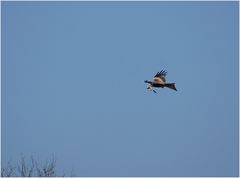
left=154, top=70, right=167, bottom=82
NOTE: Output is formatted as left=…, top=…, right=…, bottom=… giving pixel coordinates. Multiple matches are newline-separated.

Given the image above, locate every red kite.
left=144, top=70, right=177, bottom=93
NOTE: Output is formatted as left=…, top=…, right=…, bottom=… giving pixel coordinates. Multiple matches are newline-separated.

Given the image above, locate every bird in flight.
left=144, top=70, right=177, bottom=93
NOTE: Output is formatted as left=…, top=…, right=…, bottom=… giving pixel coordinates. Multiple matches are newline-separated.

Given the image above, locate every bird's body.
left=145, top=70, right=177, bottom=93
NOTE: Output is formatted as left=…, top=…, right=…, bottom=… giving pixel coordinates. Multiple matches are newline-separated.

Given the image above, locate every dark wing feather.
left=154, top=70, right=167, bottom=82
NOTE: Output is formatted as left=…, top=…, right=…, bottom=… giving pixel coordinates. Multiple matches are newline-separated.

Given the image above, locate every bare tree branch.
left=1, top=155, right=59, bottom=177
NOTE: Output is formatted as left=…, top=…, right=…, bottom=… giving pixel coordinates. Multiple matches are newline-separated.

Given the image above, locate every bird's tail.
left=164, top=83, right=177, bottom=91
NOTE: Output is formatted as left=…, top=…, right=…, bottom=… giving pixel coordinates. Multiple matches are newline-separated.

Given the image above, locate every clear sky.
left=2, top=1, right=239, bottom=176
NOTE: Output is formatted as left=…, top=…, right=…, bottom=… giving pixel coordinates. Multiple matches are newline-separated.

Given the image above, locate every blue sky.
left=2, top=1, right=239, bottom=176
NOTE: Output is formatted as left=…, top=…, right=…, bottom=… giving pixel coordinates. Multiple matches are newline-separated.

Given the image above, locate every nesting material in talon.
left=147, top=84, right=153, bottom=91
